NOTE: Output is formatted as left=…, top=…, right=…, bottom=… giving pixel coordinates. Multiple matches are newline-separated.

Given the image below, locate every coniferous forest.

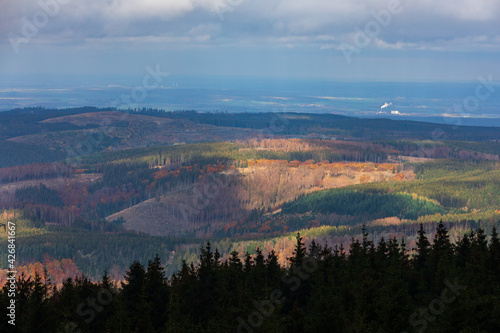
left=2, top=223, right=500, bottom=332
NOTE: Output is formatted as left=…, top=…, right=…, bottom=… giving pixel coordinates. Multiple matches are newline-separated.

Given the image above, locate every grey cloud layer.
left=2, top=0, right=500, bottom=51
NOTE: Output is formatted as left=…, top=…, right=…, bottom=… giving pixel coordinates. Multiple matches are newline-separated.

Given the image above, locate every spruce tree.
left=145, top=254, right=169, bottom=330
left=289, top=232, right=307, bottom=267
left=415, top=222, right=431, bottom=269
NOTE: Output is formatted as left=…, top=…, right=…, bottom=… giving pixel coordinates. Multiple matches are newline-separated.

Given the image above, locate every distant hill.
left=2, top=107, right=500, bottom=279
left=2, top=106, right=500, bottom=168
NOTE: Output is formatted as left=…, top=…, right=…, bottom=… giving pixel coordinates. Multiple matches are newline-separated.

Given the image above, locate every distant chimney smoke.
left=380, top=102, right=392, bottom=109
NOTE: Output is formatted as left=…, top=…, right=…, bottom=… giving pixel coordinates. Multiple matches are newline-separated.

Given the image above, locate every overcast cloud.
left=1, top=0, right=499, bottom=80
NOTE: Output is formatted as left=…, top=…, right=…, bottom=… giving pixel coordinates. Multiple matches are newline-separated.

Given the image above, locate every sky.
left=1, top=0, right=500, bottom=81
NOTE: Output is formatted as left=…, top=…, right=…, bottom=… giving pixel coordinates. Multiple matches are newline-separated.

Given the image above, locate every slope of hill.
left=8, top=111, right=257, bottom=152
left=1, top=108, right=500, bottom=280
left=107, top=160, right=412, bottom=237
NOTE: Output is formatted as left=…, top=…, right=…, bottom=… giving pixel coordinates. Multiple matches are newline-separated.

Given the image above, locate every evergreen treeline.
left=0, top=107, right=111, bottom=139
left=2, top=222, right=500, bottom=332
left=0, top=141, right=67, bottom=168
left=0, top=211, right=183, bottom=279
left=5, top=107, right=500, bottom=141
left=15, top=184, right=64, bottom=208
left=133, top=109, right=500, bottom=141
left=282, top=189, right=445, bottom=220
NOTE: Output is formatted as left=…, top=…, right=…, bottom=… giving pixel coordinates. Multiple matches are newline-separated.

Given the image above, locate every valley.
left=1, top=107, right=500, bottom=282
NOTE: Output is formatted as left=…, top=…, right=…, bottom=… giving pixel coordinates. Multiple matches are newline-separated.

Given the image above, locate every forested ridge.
left=2, top=107, right=500, bottom=168
left=2, top=144, right=500, bottom=280
left=2, top=108, right=500, bottom=301
left=2, top=223, right=499, bottom=332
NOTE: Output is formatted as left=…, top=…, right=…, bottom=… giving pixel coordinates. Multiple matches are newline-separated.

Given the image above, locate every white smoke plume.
left=381, top=102, right=392, bottom=109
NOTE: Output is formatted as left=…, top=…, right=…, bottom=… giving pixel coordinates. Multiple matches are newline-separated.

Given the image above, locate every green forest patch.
left=282, top=189, right=444, bottom=220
